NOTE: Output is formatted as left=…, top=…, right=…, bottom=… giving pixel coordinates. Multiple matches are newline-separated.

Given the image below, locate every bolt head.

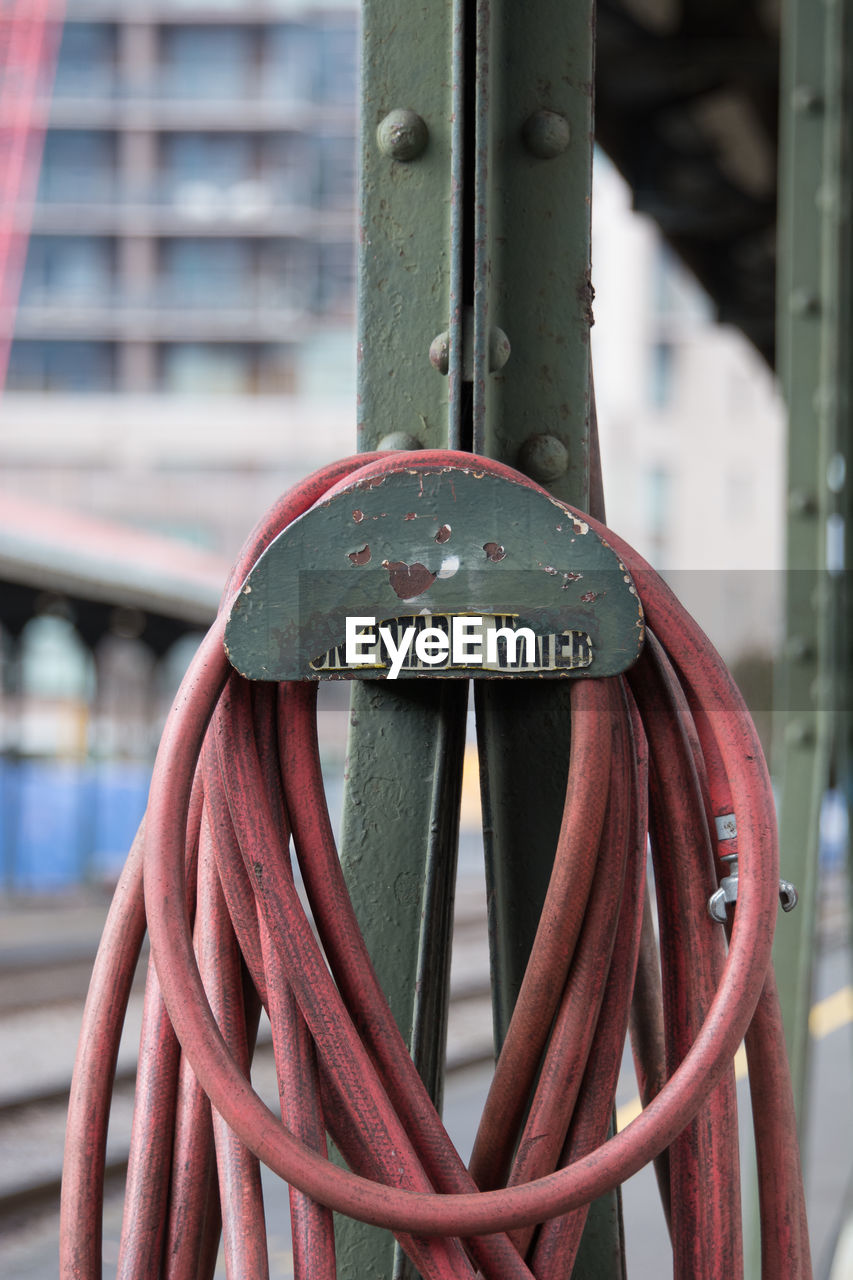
left=791, top=84, right=824, bottom=114
left=784, top=720, right=816, bottom=748
left=489, top=327, right=511, bottom=372
left=377, top=109, right=429, bottom=161
left=377, top=432, right=422, bottom=452
left=429, top=332, right=450, bottom=375
left=522, top=110, right=570, bottom=159
left=786, top=635, right=814, bottom=663
left=788, top=489, right=818, bottom=517
left=517, top=434, right=569, bottom=483
left=789, top=288, right=820, bottom=317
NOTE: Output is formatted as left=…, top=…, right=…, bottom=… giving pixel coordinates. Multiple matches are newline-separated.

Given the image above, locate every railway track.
left=0, top=881, right=495, bottom=1231
left=3, top=864, right=847, bottom=1236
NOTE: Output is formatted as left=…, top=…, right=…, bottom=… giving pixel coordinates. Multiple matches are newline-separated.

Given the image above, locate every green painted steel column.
left=470, top=0, right=594, bottom=1036
left=837, top=8, right=853, bottom=1023
left=337, top=6, right=464, bottom=1278
left=467, top=3, right=623, bottom=1276
left=341, top=2, right=606, bottom=1274
left=773, top=0, right=832, bottom=1129
left=472, top=0, right=594, bottom=494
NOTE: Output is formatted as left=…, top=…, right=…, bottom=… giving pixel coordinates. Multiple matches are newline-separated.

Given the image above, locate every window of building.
left=160, top=342, right=294, bottom=395
left=644, top=465, right=671, bottom=540
left=160, top=25, right=256, bottom=100
left=54, top=23, right=116, bottom=99
left=261, top=240, right=315, bottom=310
left=20, top=237, right=114, bottom=306
left=315, top=20, right=359, bottom=105
left=649, top=339, right=674, bottom=409
left=258, top=343, right=297, bottom=394
left=161, top=134, right=266, bottom=221
left=264, top=24, right=319, bottom=103
left=160, top=238, right=253, bottom=307
left=161, top=343, right=253, bottom=394
left=315, top=242, right=355, bottom=317
left=38, top=131, right=116, bottom=204
left=161, top=133, right=255, bottom=188
left=298, top=331, right=355, bottom=400
left=316, top=135, right=357, bottom=210
left=262, top=133, right=314, bottom=207
left=5, top=341, right=115, bottom=392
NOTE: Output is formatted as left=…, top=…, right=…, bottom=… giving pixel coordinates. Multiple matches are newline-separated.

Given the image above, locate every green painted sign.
left=225, top=463, right=644, bottom=681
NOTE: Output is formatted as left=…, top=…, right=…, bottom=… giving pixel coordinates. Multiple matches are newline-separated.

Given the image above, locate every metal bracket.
left=708, top=853, right=741, bottom=923
left=708, top=853, right=800, bottom=922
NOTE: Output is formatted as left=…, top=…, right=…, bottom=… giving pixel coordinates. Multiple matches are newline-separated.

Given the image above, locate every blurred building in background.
left=2, top=0, right=359, bottom=557
left=1, top=1, right=361, bottom=891
left=592, top=154, right=785, bottom=669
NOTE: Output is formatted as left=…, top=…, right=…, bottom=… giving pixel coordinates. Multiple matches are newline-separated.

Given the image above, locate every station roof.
left=0, top=493, right=229, bottom=654
left=598, top=0, right=779, bottom=364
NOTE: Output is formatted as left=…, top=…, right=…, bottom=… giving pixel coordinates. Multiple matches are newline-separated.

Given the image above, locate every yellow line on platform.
left=616, top=986, right=853, bottom=1132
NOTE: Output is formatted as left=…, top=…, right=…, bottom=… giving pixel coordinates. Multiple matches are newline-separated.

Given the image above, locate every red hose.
left=60, top=449, right=811, bottom=1277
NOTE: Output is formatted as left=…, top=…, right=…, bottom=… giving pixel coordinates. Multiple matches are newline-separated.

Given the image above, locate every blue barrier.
left=0, top=758, right=150, bottom=892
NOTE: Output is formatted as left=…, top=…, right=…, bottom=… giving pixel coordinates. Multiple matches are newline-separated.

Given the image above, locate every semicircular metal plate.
left=225, top=463, right=644, bottom=680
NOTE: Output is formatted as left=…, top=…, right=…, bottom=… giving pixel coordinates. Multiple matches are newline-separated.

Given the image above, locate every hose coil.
left=60, top=451, right=811, bottom=1279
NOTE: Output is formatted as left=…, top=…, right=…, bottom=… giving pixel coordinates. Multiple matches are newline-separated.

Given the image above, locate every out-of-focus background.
left=3, top=3, right=849, bottom=1277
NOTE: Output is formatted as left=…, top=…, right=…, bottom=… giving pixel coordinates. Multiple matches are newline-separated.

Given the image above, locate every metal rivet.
left=791, top=84, right=824, bottom=114
left=813, top=383, right=837, bottom=415
left=377, top=432, right=422, bottom=451
left=786, top=636, right=814, bottom=663
left=377, top=109, right=429, bottom=161
left=489, top=327, right=511, bottom=371
left=429, top=324, right=511, bottom=377
left=785, top=720, right=816, bottom=748
left=517, top=434, right=569, bottom=483
left=522, top=109, right=571, bottom=159
left=788, top=489, right=818, bottom=517
left=789, top=288, right=820, bottom=317
left=429, top=332, right=450, bottom=375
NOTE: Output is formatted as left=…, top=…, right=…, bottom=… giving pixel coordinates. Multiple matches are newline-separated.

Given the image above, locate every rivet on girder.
left=788, top=489, right=818, bottom=517
left=784, top=720, right=816, bottom=748
left=785, top=635, right=815, bottom=663
left=789, top=288, right=820, bottom=317
left=791, top=84, right=824, bottom=114
left=517, top=434, right=569, bottom=483
left=521, top=109, right=571, bottom=159
left=429, top=317, right=510, bottom=377
left=376, top=109, right=429, bottom=161
left=377, top=432, right=423, bottom=451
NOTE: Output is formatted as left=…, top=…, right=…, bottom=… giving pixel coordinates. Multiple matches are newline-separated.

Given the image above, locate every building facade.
left=9, top=1, right=358, bottom=397
left=3, top=0, right=360, bottom=559
left=592, top=154, right=785, bottom=666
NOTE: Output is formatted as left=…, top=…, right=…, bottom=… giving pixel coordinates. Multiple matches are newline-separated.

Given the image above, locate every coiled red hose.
left=60, top=449, right=811, bottom=1278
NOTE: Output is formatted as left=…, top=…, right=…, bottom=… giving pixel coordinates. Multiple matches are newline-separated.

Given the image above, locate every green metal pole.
left=772, top=0, right=831, bottom=1128
left=468, top=6, right=625, bottom=1272
left=340, top=2, right=605, bottom=1274
left=337, top=6, right=463, bottom=1276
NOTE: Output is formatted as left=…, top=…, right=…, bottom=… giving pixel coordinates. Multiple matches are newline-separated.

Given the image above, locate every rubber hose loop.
left=142, top=450, right=781, bottom=1238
